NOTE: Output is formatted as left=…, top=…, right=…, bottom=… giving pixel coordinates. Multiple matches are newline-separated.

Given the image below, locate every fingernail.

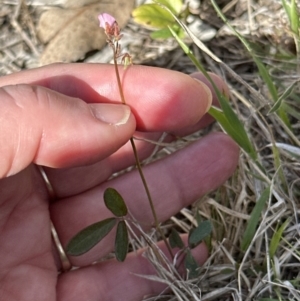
left=193, top=78, right=212, bottom=113
left=90, top=104, right=131, bottom=125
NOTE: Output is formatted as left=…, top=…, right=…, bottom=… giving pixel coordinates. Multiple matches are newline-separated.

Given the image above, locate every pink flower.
left=98, top=13, right=120, bottom=39
left=98, top=13, right=116, bottom=29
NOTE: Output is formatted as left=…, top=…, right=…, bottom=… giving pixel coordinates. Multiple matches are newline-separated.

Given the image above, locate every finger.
left=43, top=132, right=163, bottom=198
left=0, top=84, right=135, bottom=177
left=0, top=64, right=212, bottom=132
left=173, top=72, right=230, bottom=136
left=50, top=133, right=239, bottom=266
left=110, top=72, right=230, bottom=164
left=57, top=236, right=208, bottom=301
left=37, top=71, right=228, bottom=198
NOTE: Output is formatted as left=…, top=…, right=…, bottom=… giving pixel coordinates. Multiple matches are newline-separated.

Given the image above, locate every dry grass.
left=1, top=0, right=300, bottom=300
left=130, top=1, right=300, bottom=300
left=146, top=1, right=300, bottom=300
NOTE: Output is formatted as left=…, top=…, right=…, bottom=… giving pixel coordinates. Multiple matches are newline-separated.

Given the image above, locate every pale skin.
left=0, top=63, right=239, bottom=301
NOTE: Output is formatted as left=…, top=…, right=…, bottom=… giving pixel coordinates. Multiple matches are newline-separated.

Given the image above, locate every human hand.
left=0, top=63, right=239, bottom=301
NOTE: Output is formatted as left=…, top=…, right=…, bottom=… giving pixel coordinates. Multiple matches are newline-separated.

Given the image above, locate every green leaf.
left=188, top=220, right=212, bottom=248
left=150, top=27, right=173, bottom=39
left=115, top=220, right=129, bottom=262
left=150, top=24, right=184, bottom=39
left=241, top=187, right=270, bottom=251
left=104, top=188, right=128, bottom=217
left=289, top=0, right=300, bottom=34
left=282, top=0, right=299, bottom=34
left=255, top=58, right=278, bottom=101
left=66, top=217, right=116, bottom=256
left=212, top=92, right=256, bottom=158
left=269, top=218, right=291, bottom=259
left=208, top=106, right=257, bottom=160
left=184, top=249, right=199, bottom=278
left=169, top=228, right=184, bottom=249
left=132, top=4, right=175, bottom=29
left=167, top=26, right=257, bottom=160
left=153, top=0, right=183, bottom=15
left=210, top=0, right=291, bottom=130
left=268, top=80, right=299, bottom=114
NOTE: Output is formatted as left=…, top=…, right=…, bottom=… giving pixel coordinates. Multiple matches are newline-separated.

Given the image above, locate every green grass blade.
left=283, top=103, right=300, bottom=120
left=254, top=59, right=278, bottom=101
left=268, top=80, right=299, bottom=114
left=269, top=218, right=291, bottom=259
left=209, top=106, right=256, bottom=159
left=289, top=0, right=300, bottom=34
left=211, top=0, right=292, bottom=129
left=241, top=187, right=270, bottom=251
left=282, top=0, right=300, bottom=34
left=168, top=26, right=257, bottom=160
left=210, top=0, right=278, bottom=98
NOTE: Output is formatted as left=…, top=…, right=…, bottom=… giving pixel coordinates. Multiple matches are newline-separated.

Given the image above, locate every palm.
left=0, top=135, right=238, bottom=301
left=0, top=166, right=56, bottom=301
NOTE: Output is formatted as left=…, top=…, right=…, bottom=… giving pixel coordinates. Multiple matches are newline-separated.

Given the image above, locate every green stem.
left=113, top=53, right=173, bottom=258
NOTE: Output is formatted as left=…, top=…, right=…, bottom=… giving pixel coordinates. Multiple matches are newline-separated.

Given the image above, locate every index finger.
left=0, top=63, right=212, bottom=132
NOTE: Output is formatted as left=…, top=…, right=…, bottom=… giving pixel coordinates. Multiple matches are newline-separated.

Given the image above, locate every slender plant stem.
left=113, top=53, right=173, bottom=258
left=113, top=54, right=126, bottom=105
left=128, top=138, right=173, bottom=258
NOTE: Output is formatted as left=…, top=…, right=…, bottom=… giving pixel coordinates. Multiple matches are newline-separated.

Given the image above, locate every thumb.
left=0, top=84, right=136, bottom=178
